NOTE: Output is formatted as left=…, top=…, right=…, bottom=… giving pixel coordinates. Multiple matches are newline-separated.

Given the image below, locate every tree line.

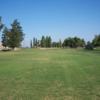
left=30, top=36, right=85, bottom=48
left=0, top=17, right=100, bottom=50
left=30, top=34, right=100, bottom=50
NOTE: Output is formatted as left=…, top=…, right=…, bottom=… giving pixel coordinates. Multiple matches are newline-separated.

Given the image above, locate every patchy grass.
left=0, top=48, right=100, bottom=100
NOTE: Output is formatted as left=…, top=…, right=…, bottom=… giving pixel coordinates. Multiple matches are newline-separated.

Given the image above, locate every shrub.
left=85, top=41, right=94, bottom=50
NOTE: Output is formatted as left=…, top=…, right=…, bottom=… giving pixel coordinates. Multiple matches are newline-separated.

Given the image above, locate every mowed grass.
left=0, top=48, right=100, bottom=100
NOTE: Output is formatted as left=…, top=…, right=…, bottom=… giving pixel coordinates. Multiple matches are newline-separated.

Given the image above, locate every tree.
left=52, top=42, right=57, bottom=47
left=30, top=40, right=33, bottom=48
left=45, top=36, right=48, bottom=47
left=92, top=34, right=100, bottom=47
left=63, top=37, right=73, bottom=48
left=40, top=36, right=52, bottom=48
left=37, top=40, right=40, bottom=47
left=73, top=37, right=85, bottom=47
left=1, top=27, right=9, bottom=47
left=85, top=41, right=94, bottom=50
left=47, top=36, right=52, bottom=47
left=58, top=39, right=62, bottom=48
left=52, top=40, right=62, bottom=48
left=81, top=39, right=85, bottom=47
left=8, top=19, right=24, bottom=49
left=33, top=37, right=38, bottom=48
left=41, top=36, right=45, bottom=47
left=63, top=37, right=85, bottom=48
left=45, top=36, right=52, bottom=47
left=35, top=38, right=38, bottom=48
left=0, top=17, right=4, bottom=31
left=52, top=42, right=60, bottom=47
left=33, top=38, right=35, bottom=48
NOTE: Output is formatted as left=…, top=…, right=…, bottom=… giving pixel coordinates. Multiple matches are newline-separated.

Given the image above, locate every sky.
left=0, top=0, right=100, bottom=47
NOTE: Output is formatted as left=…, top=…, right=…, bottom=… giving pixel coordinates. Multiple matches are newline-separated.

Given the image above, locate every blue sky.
left=0, top=0, right=100, bottom=47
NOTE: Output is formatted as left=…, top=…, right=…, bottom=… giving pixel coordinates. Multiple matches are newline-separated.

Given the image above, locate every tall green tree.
left=35, top=38, right=38, bottom=48
left=46, top=36, right=51, bottom=47
left=45, top=36, right=52, bottom=47
left=30, top=40, right=33, bottom=48
left=8, top=19, right=24, bottom=48
left=40, top=36, right=52, bottom=48
left=1, top=27, right=9, bottom=47
left=41, top=36, right=45, bottom=47
left=33, top=37, right=36, bottom=47
left=92, top=34, right=100, bottom=47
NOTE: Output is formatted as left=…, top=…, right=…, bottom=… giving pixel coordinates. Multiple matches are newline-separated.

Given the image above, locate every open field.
left=0, top=48, right=100, bottom=100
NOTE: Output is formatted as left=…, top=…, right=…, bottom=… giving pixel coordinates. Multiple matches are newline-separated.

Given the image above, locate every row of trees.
left=0, top=17, right=100, bottom=50
left=30, top=36, right=85, bottom=48
left=41, top=36, right=51, bottom=47
left=63, top=35, right=100, bottom=50
left=30, top=35, right=100, bottom=49
left=30, top=36, right=52, bottom=48
left=0, top=17, right=24, bottom=49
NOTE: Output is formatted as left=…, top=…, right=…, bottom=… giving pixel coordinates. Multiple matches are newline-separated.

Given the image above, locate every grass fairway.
left=0, top=48, right=100, bottom=100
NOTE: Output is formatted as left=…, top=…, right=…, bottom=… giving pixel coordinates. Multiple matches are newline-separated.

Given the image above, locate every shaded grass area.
left=0, top=48, right=100, bottom=100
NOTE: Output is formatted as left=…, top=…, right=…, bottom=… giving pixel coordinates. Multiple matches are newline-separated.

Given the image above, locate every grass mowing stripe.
left=0, top=48, right=100, bottom=100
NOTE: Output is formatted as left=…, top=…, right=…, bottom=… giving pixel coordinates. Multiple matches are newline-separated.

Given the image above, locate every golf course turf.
left=0, top=48, right=100, bottom=100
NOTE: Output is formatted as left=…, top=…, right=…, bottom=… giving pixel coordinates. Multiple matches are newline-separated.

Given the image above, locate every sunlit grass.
left=0, top=48, right=100, bottom=100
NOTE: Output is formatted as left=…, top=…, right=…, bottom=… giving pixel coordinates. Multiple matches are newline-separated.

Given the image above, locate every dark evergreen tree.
left=48, top=36, right=52, bottom=47
left=35, top=38, right=38, bottom=48
left=45, top=36, right=48, bottom=47
left=37, top=40, right=40, bottom=47
left=33, top=37, right=36, bottom=48
left=30, top=40, right=33, bottom=48
left=1, top=27, right=9, bottom=47
left=8, top=19, right=24, bottom=49
left=41, top=36, right=45, bottom=47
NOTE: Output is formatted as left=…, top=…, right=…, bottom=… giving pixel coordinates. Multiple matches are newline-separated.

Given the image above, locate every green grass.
left=0, top=48, right=100, bottom=100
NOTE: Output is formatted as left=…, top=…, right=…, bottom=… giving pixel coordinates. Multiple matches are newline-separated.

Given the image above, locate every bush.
left=85, top=41, right=94, bottom=50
